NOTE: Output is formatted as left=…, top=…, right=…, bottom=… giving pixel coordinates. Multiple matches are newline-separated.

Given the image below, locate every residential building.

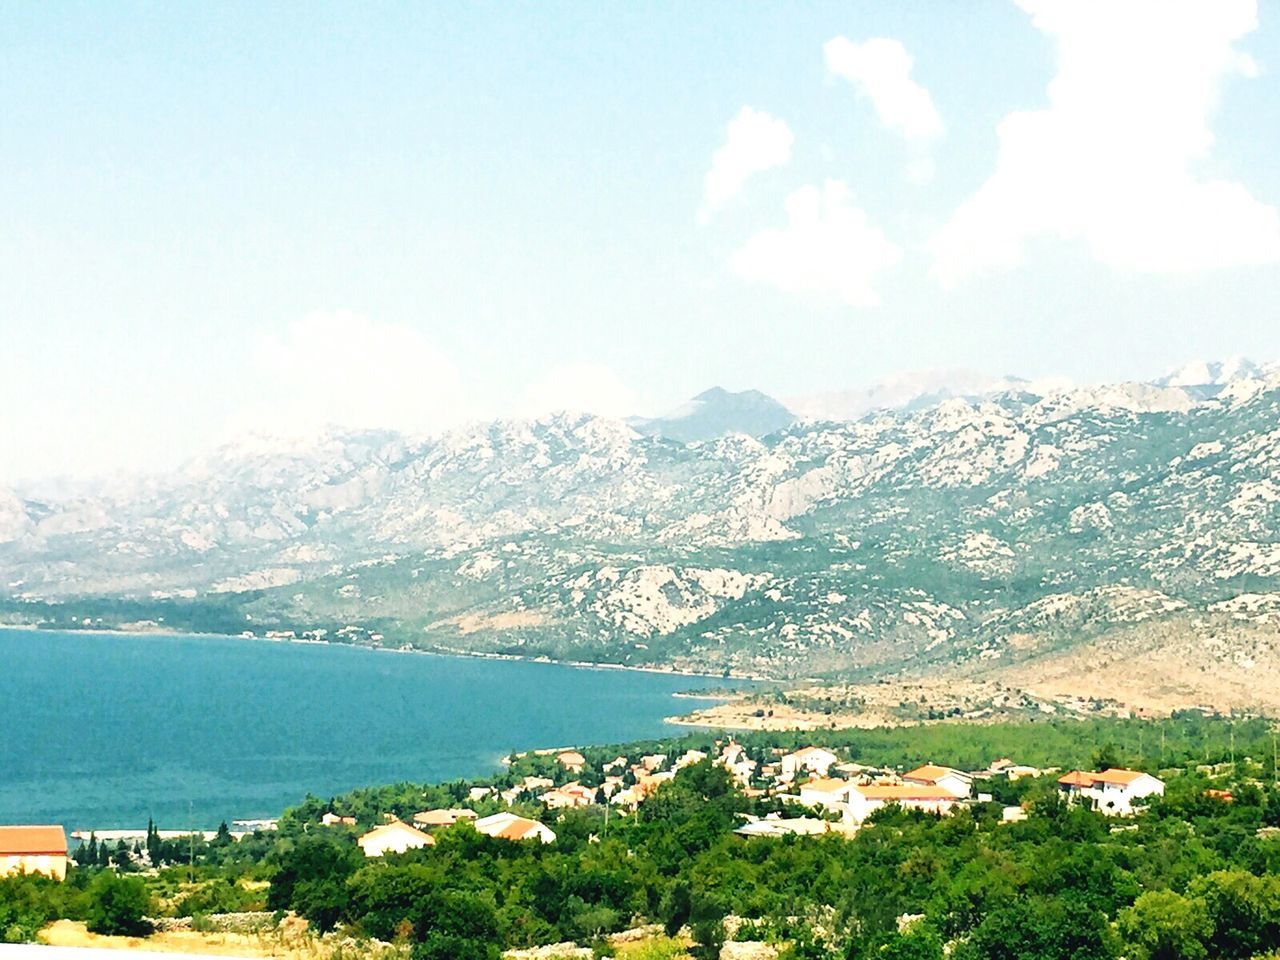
left=0, top=825, right=68, bottom=881
left=735, top=817, right=833, bottom=838
left=845, top=784, right=960, bottom=824
left=540, top=782, right=598, bottom=809
left=473, top=812, right=556, bottom=843
left=902, top=764, right=973, bottom=798
left=674, top=749, right=708, bottom=770
left=556, top=751, right=586, bottom=774
left=781, top=747, right=839, bottom=780
left=798, top=777, right=851, bottom=810
left=1056, top=768, right=1165, bottom=815
left=358, top=820, right=435, bottom=857
left=412, top=808, right=477, bottom=828
left=320, top=812, right=356, bottom=827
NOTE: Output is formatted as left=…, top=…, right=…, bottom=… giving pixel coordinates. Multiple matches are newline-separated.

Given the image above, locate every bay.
left=0, top=628, right=745, bottom=830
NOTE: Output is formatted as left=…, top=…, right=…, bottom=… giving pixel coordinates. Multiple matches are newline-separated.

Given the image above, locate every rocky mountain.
left=787, top=368, right=1073, bottom=422
left=3, top=369, right=1280, bottom=698
left=629, top=387, right=796, bottom=443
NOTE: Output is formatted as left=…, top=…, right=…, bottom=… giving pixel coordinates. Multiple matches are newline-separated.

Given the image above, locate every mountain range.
left=2, top=360, right=1279, bottom=709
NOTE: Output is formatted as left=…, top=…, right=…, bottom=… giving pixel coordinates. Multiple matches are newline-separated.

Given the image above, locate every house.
left=674, top=749, right=708, bottom=770
left=1003, top=765, right=1042, bottom=781
left=902, top=764, right=973, bottom=798
left=1056, top=769, right=1165, bottom=815
left=540, top=782, right=598, bottom=809
left=845, top=784, right=960, bottom=824
left=781, top=747, right=839, bottom=780
left=357, top=820, right=435, bottom=857
left=1001, top=806, right=1028, bottom=823
left=412, top=808, right=478, bottom=828
left=0, top=825, right=68, bottom=880
left=468, top=787, right=493, bottom=802
left=798, top=777, right=851, bottom=810
left=473, top=812, right=556, bottom=844
left=640, top=753, right=668, bottom=772
left=735, top=817, right=833, bottom=838
left=320, top=812, right=356, bottom=827
left=556, top=751, right=587, bottom=774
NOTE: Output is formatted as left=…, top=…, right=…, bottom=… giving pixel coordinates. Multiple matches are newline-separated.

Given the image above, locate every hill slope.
left=2, top=374, right=1279, bottom=700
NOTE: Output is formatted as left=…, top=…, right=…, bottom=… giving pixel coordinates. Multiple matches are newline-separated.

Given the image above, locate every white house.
left=540, top=782, right=598, bottom=809
left=798, top=777, right=851, bottom=810
left=473, top=812, right=557, bottom=843
left=902, top=764, right=973, bottom=798
left=358, top=820, right=435, bottom=857
left=412, top=808, right=477, bottom=828
left=1057, top=769, right=1164, bottom=815
left=0, top=825, right=68, bottom=881
left=780, top=747, right=839, bottom=780
left=735, top=817, right=832, bottom=838
left=845, top=784, right=960, bottom=824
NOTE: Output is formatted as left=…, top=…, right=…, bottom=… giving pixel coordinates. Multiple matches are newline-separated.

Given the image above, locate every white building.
left=902, top=764, right=973, bottom=798
left=798, top=777, right=851, bottom=810
left=1057, top=769, right=1164, bottom=815
left=358, top=820, right=434, bottom=857
left=845, top=784, right=960, bottom=824
left=780, top=747, right=839, bottom=780
left=473, top=812, right=557, bottom=843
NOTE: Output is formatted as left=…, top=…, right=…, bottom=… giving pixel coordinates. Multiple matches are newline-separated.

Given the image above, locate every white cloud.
left=700, top=106, right=794, bottom=222
left=824, top=37, right=944, bottom=144
left=239, top=311, right=466, bottom=436
left=930, top=0, right=1280, bottom=285
left=729, top=180, right=903, bottom=307
left=520, top=362, right=640, bottom=420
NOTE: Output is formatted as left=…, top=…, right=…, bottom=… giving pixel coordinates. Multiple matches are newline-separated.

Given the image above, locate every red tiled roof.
left=0, top=825, right=67, bottom=856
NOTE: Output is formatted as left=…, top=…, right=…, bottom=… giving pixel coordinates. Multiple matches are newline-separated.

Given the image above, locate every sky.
left=3, top=0, right=1280, bottom=482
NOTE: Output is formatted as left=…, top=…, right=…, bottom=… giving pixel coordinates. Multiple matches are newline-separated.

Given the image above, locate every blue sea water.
left=0, top=628, right=744, bottom=830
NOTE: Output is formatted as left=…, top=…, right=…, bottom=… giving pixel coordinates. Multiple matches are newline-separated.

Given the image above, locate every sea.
left=0, top=627, right=747, bottom=831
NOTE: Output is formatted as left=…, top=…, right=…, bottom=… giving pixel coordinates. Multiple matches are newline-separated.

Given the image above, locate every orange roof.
left=557, top=751, right=586, bottom=765
left=851, top=784, right=958, bottom=801
left=496, top=819, right=536, bottom=841
left=801, top=777, right=849, bottom=794
left=359, top=820, right=435, bottom=845
left=0, top=825, right=67, bottom=856
left=1057, top=770, right=1097, bottom=787
left=1094, top=768, right=1149, bottom=785
left=903, top=764, right=961, bottom=782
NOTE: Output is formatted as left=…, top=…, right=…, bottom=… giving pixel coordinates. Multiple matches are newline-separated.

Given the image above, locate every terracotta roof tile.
left=0, top=825, right=68, bottom=856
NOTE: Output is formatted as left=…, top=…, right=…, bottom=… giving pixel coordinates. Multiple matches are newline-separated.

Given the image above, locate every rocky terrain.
left=3, top=367, right=1280, bottom=707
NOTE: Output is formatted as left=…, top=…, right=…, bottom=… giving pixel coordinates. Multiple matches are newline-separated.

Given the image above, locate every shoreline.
left=1, top=622, right=772, bottom=684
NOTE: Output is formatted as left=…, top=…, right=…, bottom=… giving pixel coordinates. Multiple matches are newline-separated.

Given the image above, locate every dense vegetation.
left=4, top=715, right=1280, bottom=959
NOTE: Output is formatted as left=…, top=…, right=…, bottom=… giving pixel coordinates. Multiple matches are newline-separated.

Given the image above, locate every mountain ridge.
left=3, top=365, right=1280, bottom=705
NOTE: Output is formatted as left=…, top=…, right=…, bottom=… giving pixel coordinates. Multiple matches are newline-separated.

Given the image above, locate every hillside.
left=3, top=371, right=1280, bottom=702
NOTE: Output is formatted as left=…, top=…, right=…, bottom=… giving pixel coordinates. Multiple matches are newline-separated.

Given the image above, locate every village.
left=0, top=737, right=1169, bottom=879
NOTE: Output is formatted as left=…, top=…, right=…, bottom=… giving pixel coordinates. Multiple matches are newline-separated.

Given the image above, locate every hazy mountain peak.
left=1154, top=357, right=1278, bottom=389
left=787, top=368, right=1073, bottom=422
left=630, top=387, right=796, bottom=443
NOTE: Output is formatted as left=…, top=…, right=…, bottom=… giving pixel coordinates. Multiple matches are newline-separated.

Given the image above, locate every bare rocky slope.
left=3, top=371, right=1280, bottom=703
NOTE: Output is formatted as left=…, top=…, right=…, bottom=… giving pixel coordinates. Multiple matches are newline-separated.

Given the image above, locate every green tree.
left=877, top=923, right=945, bottom=960
left=955, top=896, right=1116, bottom=960
left=1187, top=869, right=1280, bottom=960
left=86, top=871, right=153, bottom=936
left=1117, top=890, right=1211, bottom=960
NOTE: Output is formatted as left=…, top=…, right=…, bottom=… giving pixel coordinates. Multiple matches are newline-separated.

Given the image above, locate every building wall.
left=1, top=853, right=67, bottom=881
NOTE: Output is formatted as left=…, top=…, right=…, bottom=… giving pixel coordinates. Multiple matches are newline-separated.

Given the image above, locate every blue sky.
left=3, top=1, right=1279, bottom=480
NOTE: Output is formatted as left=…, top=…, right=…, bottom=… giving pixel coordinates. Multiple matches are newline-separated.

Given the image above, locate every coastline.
left=0, top=622, right=771, bottom=684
